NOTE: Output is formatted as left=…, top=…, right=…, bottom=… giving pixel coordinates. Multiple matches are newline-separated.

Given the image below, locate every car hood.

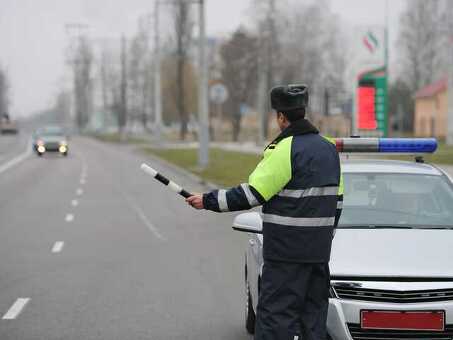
left=39, top=136, right=65, bottom=143
left=330, top=228, right=453, bottom=278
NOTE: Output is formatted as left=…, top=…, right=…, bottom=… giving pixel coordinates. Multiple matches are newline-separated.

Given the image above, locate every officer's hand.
left=186, top=194, right=204, bottom=210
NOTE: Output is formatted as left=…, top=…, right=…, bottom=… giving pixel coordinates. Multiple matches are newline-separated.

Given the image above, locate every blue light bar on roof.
left=335, top=138, right=437, bottom=153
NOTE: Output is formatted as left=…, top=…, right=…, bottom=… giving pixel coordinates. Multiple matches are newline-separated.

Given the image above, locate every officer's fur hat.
left=270, top=84, right=309, bottom=113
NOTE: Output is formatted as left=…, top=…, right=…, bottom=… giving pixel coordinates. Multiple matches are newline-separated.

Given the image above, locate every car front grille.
left=334, top=286, right=453, bottom=303
left=45, top=142, right=60, bottom=150
left=347, top=323, right=453, bottom=340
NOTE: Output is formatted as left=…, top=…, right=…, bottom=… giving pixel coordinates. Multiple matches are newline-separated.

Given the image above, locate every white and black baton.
left=141, top=163, right=193, bottom=199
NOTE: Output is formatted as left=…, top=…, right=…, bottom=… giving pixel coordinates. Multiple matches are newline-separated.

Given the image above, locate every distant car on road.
left=32, top=126, right=69, bottom=157
left=0, top=114, right=18, bottom=134
left=234, top=138, right=453, bottom=340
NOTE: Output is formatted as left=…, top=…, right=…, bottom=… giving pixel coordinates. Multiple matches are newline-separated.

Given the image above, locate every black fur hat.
left=270, top=84, right=309, bottom=112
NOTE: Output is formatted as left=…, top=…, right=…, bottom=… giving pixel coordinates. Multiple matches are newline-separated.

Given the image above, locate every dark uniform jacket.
left=203, top=119, right=343, bottom=263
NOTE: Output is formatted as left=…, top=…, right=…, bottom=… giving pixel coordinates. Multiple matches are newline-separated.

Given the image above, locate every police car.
left=233, top=138, right=453, bottom=340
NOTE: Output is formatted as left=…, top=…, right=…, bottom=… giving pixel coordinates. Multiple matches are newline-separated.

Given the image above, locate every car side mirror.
left=233, top=212, right=263, bottom=234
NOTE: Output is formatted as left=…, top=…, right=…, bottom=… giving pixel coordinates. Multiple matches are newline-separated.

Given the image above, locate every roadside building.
left=414, top=77, right=448, bottom=138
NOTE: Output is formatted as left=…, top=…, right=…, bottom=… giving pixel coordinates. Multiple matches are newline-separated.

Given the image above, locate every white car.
left=234, top=138, right=453, bottom=340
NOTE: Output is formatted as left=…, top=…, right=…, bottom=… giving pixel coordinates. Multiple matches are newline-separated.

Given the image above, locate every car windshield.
left=38, top=127, right=64, bottom=137
left=339, top=173, right=453, bottom=229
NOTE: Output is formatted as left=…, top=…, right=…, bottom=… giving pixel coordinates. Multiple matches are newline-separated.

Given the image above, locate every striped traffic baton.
left=141, top=163, right=193, bottom=199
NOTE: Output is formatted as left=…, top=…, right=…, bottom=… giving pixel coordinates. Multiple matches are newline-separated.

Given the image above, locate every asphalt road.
left=0, top=132, right=29, bottom=163
left=0, top=134, right=250, bottom=340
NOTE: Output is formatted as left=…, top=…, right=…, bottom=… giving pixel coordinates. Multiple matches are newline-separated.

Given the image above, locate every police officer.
left=187, top=84, right=343, bottom=340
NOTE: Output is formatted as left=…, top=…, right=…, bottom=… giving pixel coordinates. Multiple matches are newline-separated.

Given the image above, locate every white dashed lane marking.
left=124, top=194, right=166, bottom=241
left=2, top=298, right=30, bottom=320
left=71, top=199, right=79, bottom=207
left=65, top=214, right=74, bottom=222
left=76, top=188, right=83, bottom=196
left=52, top=241, right=64, bottom=253
left=80, top=178, right=86, bottom=185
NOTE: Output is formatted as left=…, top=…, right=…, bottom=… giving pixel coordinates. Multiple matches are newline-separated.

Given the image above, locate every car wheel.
left=37, top=152, right=43, bottom=157
left=245, top=277, right=256, bottom=334
left=63, top=151, right=68, bottom=157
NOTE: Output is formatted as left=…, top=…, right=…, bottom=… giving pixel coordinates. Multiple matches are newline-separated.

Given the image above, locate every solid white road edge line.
left=52, top=241, right=64, bottom=253
left=71, top=199, right=79, bottom=207
left=2, top=298, right=30, bottom=320
left=65, top=214, right=74, bottom=222
left=0, top=138, right=32, bottom=175
left=124, top=194, right=166, bottom=241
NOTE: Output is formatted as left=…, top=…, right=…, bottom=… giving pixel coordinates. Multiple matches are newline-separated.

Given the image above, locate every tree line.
left=62, top=0, right=347, bottom=141
left=62, top=0, right=449, bottom=140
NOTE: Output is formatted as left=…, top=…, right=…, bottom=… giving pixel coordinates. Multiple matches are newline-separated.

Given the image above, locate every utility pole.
left=198, top=0, right=209, bottom=168
left=154, top=0, right=163, bottom=140
left=257, top=32, right=267, bottom=146
left=119, top=35, right=128, bottom=139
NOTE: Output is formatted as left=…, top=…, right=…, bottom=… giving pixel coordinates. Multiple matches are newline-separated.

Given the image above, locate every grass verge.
left=142, top=147, right=261, bottom=187
left=93, top=132, right=148, bottom=145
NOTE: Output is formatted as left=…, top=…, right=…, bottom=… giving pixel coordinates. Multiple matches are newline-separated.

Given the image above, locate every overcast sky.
left=0, top=0, right=406, bottom=117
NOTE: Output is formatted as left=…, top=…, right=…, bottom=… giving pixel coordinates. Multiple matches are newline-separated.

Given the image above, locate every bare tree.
left=220, top=28, right=259, bottom=141
left=278, top=1, right=345, bottom=113
left=119, top=35, right=128, bottom=137
left=72, top=36, right=93, bottom=131
left=97, top=44, right=120, bottom=129
left=161, top=56, right=198, bottom=126
left=398, top=0, right=441, bottom=92
left=251, top=0, right=346, bottom=132
left=171, top=0, right=194, bottom=140
left=388, top=79, right=414, bottom=132
left=393, top=0, right=443, bottom=132
left=0, top=68, right=9, bottom=115
left=129, top=17, right=152, bottom=131
left=436, top=0, right=453, bottom=79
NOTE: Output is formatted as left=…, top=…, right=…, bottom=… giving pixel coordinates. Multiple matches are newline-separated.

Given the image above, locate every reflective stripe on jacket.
left=203, top=120, right=342, bottom=263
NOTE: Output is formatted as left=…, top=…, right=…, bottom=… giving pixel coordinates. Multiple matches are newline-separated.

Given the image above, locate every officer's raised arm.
left=191, top=137, right=292, bottom=213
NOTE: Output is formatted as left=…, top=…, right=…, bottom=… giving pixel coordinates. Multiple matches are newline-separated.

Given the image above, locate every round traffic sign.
left=209, top=83, right=229, bottom=105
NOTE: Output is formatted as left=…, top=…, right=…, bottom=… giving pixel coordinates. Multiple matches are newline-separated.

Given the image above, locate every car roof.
left=341, top=158, right=443, bottom=176
left=37, top=126, right=64, bottom=133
